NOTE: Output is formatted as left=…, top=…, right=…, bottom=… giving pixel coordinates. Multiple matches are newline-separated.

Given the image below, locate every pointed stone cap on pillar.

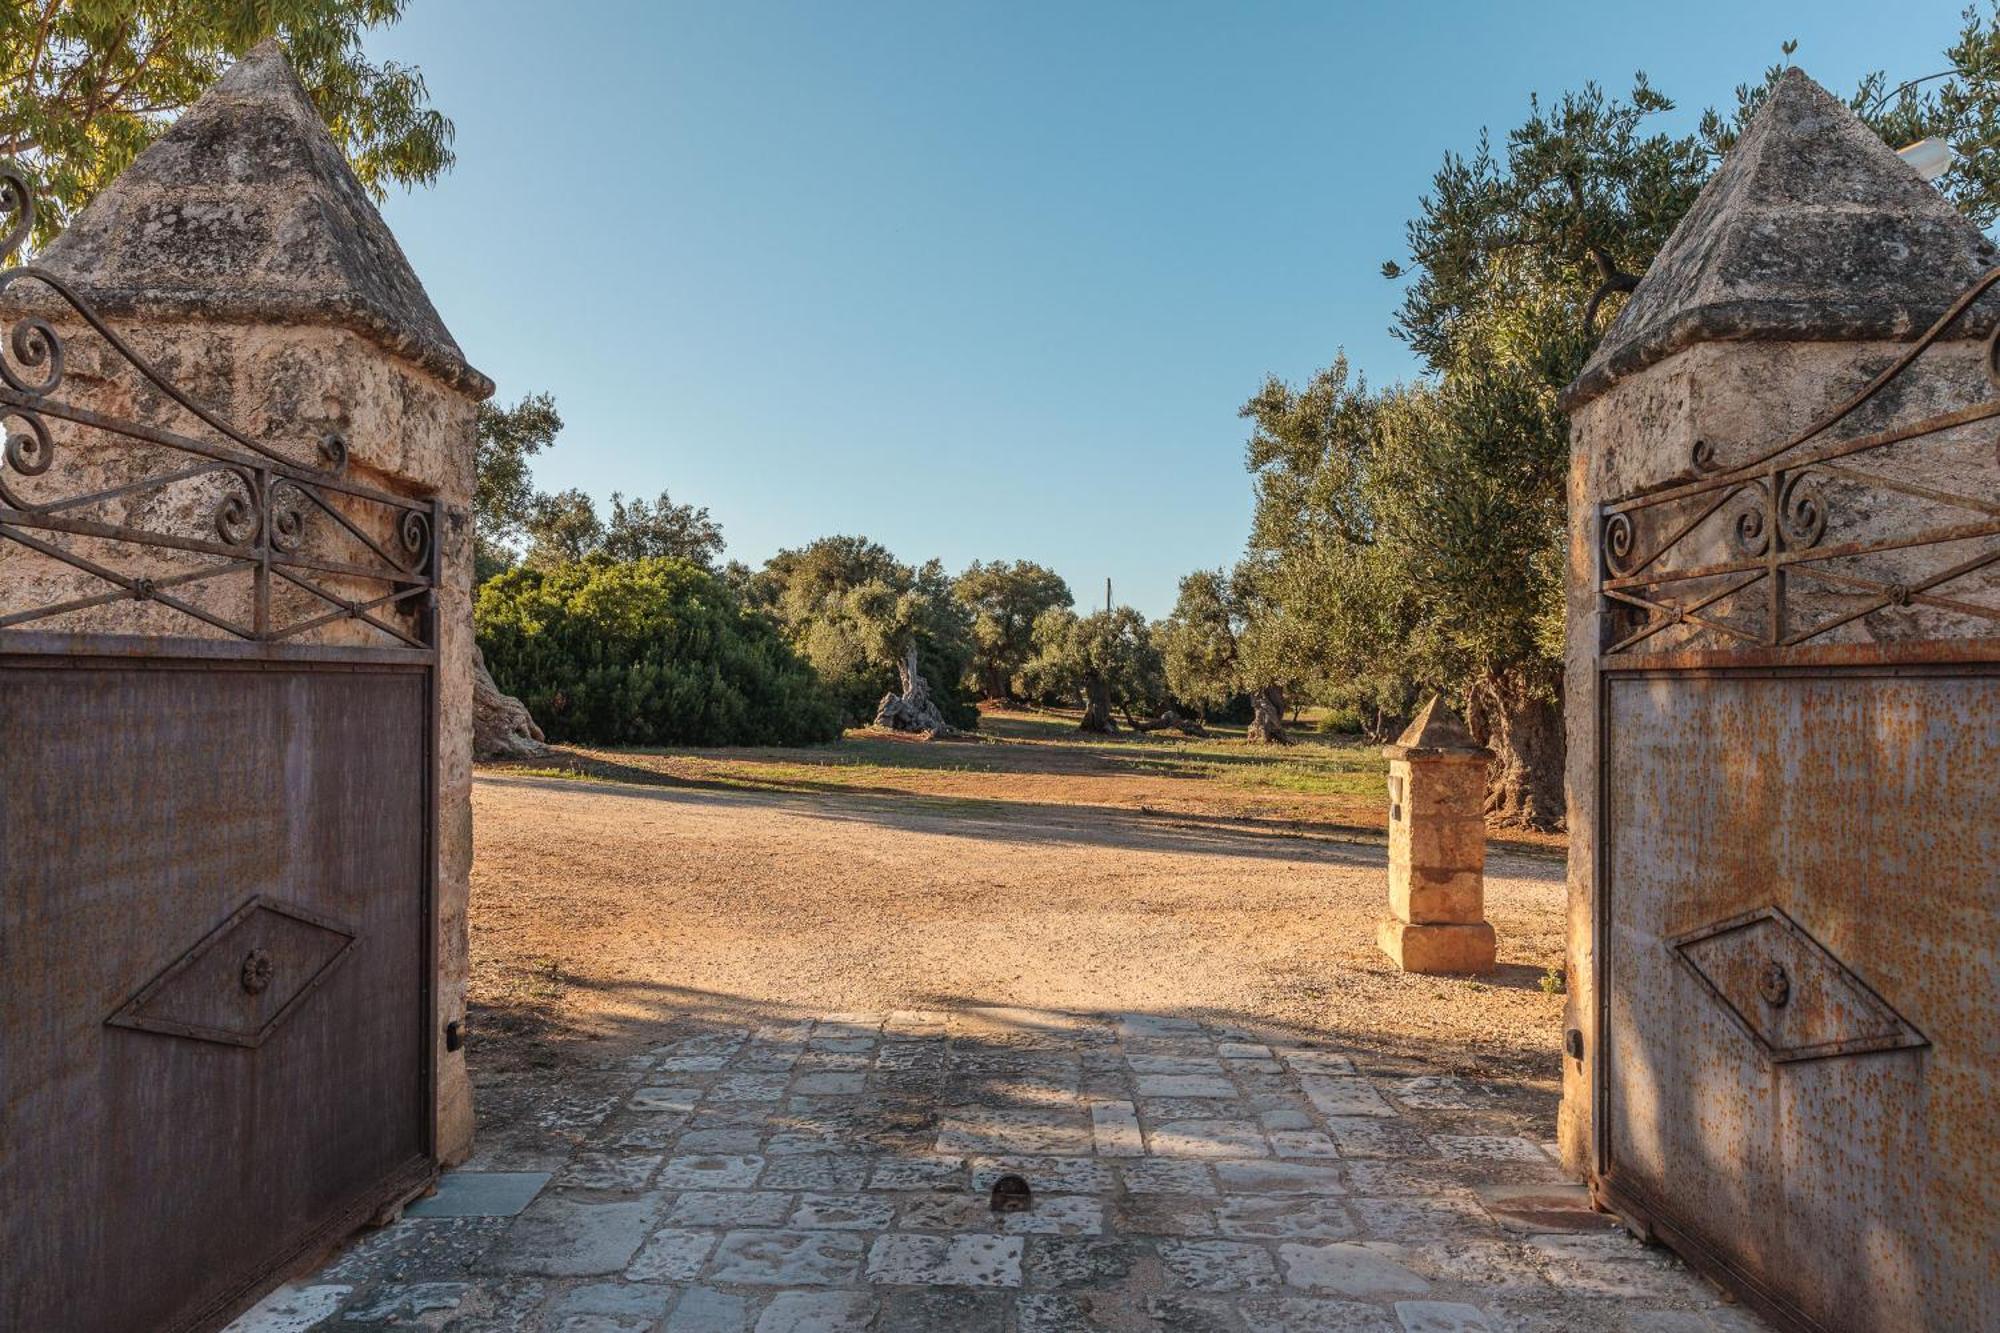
left=30, top=39, right=491, bottom=398
left=1565, top=68, right=1999, bottom=409
left=1382, top=695, right=1490, bottom=761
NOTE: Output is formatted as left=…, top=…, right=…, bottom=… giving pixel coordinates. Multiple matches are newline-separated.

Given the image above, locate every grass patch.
left=482, top=704, right=1391, bottom=820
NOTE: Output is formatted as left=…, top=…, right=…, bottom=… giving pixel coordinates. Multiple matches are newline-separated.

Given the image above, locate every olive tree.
left=522, top=487, right=724, bottom=571
left=473, top=391, right=562, bottom=584
left=748, top=536, right=977, bottom=730
left=1159, top=564, right=1313, bottom=743
left=953, top=560, right=1073, bottom=701
left=1022, top=606, right=1164, bottom=734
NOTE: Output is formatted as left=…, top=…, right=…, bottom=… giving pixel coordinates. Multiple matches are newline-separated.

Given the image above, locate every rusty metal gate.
left=0, top=171, right=438, bottom=1332
left=1592, top=274, right=2000, bottom=1330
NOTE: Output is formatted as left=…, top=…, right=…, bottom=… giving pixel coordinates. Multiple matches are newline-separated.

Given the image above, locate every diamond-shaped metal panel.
left=106, top=895, right=357, bottom=1048
left=1670, top=906, right=1927, bottom=1063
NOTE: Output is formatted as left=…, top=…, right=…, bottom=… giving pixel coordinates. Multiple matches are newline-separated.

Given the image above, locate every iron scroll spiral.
left=2, top=404, right=52, bottom=476
left=0, top=161, right=62, bottom=398
left=1601, top=511, right=1636, bottom=578
left=1729, top=479, right=1772, bottom=558
left=0, top=404, right=53, bottom=509
left=1, top=312, right=63, bottom=396
left=318, top=430, right=349, bottom=475
left=398, top=508, right=431, bottom=568
left=1777, top=471, right=1828, bottom=550
left=268, top=481, right=311, bottom=554
left=212, top=469, right=262, bottom=547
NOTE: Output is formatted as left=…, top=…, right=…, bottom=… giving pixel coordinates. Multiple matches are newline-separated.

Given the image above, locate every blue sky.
left=372, top=2, right=1960, bottom=617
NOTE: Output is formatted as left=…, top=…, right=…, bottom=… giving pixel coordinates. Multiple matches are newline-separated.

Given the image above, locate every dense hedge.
left=476, top=556, right=843, bottom=747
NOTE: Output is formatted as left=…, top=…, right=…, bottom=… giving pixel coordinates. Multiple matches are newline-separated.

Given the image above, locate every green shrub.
left=476, top=556, right=843, bottom=747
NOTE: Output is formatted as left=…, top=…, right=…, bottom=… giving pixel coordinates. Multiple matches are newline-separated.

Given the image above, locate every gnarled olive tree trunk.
left=875, top=645, right=954, bottom=736
left=1470, top=673, right=1564, bottom=830
left=473, top=644, right=548, bottom=760
left=1246, top=684, right=1289, bottom=745
left=978, top=662, right=1012, bottom=702
left=1078, top=676, right=1116, bottom=733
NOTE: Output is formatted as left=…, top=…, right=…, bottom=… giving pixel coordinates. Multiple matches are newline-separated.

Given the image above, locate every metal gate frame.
left=1587, top=267, right=2000, bottom=1331
left=1, top=164, right=442, bottom=1331
left=1, top=636, right=442, bottom=1333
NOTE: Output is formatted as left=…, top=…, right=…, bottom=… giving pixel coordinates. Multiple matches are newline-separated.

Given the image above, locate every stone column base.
left=1378, top=918, right=1496, bottom=974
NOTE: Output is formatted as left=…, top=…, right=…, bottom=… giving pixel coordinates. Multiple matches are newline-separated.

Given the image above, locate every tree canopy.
left=1, top=0, right=451, bottom=249
left=952, top=559, right=1073, bottom=701
left=1208, top=21, right=2000, bottom=823
left=474, top=392, right=563, bottom=584
left=1023, top=606, right=1165, bottom=734
left=1159, top=562, right=1314, bottom=742
left=747, top=536, right=978, bottom=730
left=1159, top=570, right=1239, bottom=721
left=513, top=485, right=725, bottom=572
left=601, top=490, right=725, bottom=567
left=520, top=488, right=602, bottom=569
left=476, top=393, right=726, bottom=579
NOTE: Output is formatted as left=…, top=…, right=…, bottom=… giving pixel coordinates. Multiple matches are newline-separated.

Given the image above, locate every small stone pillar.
left=1376, top=697, right=1496, bottom=974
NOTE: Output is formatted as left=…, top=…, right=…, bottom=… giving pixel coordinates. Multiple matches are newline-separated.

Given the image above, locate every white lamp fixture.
left=1897, top=137, right=1955, bottom=182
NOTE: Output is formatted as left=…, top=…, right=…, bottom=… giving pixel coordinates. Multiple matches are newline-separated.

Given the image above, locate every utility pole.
left=1105, top=578, right=1112, bottom=614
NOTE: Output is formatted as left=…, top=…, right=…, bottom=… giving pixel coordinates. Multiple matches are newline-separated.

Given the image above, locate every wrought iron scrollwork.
left=1727, top=479, right=1772, bottom=559
left=1598, top=265, right=2000, bottom=657
left=1776, top=471, right=1827, bottom=551
left=399, top=508, right=431, bottom=566
left=1602, top=510, right=1637, bottom=578
left=212, top=468, right=260, bottom=547
left=0, top=163, right=437, bottom=649
left=267, top=481, right=311, bottom=555
left=2, top=403, right=53, bottom=481
left=3, top=311, right=62, bottom=395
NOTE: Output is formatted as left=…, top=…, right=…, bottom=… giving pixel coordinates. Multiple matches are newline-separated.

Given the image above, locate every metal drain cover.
left=989, top=1173, right=1032, bottom=1212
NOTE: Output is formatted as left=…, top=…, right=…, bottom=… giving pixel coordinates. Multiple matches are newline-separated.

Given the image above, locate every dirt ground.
left=468, top=709, right=1572, bottom=1103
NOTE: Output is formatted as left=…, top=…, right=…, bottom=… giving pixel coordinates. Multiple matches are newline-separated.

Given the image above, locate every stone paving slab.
left=407, top=1170, right=553, bottom=1218
left=238, top=1010, right=1766, bottom=1332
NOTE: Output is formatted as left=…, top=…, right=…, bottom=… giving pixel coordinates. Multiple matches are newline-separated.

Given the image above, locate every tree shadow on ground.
left=517, top=725, right=1387, bottom=787
left=477, top=765, right=1566, bottom=867
left=461, top=974, right=1566, bottom=1166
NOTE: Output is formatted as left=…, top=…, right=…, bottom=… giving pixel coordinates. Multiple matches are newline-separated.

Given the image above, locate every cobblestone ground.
left=239, top=1008, right=1763, bottom=1333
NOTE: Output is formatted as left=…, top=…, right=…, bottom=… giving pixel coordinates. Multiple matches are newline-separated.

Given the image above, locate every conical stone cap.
left=1566, top=69, right=1997, bottom=408
left=31, top=39, right=490, bottom=397
left=1383, top=695, right=1489, bottom=760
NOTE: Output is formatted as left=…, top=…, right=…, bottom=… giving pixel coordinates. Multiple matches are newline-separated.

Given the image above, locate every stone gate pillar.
left=1377, top=697, right=1496, bottom=974
left=2, top=42, right=491, bottom=1162
left=1557, top=69, right=1999, bottom=1327
left=1557, top=66, right=1998, bottom=1178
